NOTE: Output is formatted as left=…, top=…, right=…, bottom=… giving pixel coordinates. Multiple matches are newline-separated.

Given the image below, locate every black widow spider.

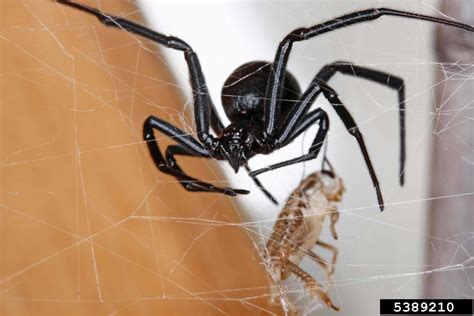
left=58, top=1, right=473, bottom=210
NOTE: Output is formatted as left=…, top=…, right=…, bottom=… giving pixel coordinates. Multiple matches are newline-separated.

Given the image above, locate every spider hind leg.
left=251, top=80, right=384, bottom=211
left=317, top=61, right=406, bottom=185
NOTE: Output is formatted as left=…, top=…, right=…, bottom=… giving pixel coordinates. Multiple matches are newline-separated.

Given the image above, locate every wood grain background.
left=0, top=1, right=281, bottom=314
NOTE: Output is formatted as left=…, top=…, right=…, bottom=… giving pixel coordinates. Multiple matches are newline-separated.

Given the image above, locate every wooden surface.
left=0, top=1, right=280, bottom=314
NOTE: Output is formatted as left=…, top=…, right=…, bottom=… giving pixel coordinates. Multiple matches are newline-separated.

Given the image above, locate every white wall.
left=139, top=1, right=442, bottom=315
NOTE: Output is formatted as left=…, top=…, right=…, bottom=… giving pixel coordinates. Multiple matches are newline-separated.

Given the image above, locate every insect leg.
left=329, top=209, right=339, bottom=240
left=307, top=249, right=336, bottom=283
left=286, top=260, right=339, bottom=311
left=315, top=241, right=339, bottom=275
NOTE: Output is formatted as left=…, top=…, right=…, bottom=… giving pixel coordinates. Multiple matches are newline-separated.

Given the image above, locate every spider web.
left=0, top=0, right=472, bottom=315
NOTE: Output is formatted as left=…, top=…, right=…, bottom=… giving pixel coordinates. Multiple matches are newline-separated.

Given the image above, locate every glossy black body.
left=222, top=62, right=301, bottom=123
left=58, top=0, right=474, bottom=209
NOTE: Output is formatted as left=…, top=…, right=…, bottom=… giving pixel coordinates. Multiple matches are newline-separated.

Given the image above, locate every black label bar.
left=380, top=299, right=473, bottom=315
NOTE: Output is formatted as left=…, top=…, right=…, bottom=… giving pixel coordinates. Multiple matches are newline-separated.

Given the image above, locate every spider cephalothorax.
left=58, top=0, right=474, bottom=209
left=217, top=62, right=302, bottom=171
left=218, top=122, right=257, bottom=173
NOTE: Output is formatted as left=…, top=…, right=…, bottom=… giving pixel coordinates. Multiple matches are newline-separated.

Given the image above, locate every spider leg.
left=285, top=259, right=339, bottom=311
left=58, top=1, right=241, bottom=196
left=57, top=0, right=223, bottom=142
left=244, top=164, right=278, bottom=205
left=317, top=61, right=406, bottom=185
left=165, top=145, right=246, bottom=194
left=252, top=80, right=385, bottom=211
left=144, top=116, right=249, bottom=196
left=263, top=7, right=473, bottom=137
left=250, top=108, right=329, bottom=180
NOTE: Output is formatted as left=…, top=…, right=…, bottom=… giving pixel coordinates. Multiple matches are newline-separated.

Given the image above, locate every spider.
left=58, top=1, right=473, bottom=210
left=265, top=168, right=344, bottom=312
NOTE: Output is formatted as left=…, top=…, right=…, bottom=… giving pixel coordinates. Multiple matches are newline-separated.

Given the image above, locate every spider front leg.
left=57, top=1, right=250, bottom=197
left=317, top=61, right=406, bottom=185
left=57, top=1, right=219, bottom=143
left=144, top=116, right=249, bottom=196
left=164, top=145, right=220, bottom=193
left=263, top=7, right=473, bottom=136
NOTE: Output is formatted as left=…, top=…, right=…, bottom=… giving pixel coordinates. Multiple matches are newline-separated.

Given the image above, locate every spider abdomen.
left=221, top=61, right=301, bottom=122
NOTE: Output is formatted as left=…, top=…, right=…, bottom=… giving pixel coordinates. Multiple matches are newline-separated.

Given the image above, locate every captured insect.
left=58, top=1, right=474, bottom=210
left=265, top=168, right=344, bottom=313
